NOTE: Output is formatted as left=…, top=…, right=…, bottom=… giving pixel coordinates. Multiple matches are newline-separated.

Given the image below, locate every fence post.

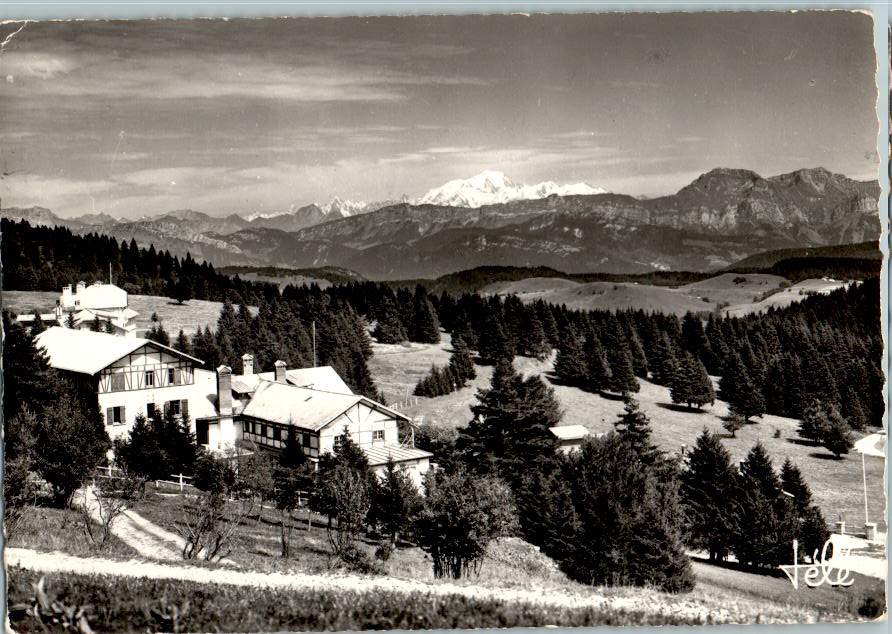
left=178, top=473, right=184, bottom=492
left=108, top=464, right=113, bottom=479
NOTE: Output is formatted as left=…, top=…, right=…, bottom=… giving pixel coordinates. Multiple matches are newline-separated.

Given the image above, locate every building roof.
left=549, top=425, right=590, bottom=441
left=241, top=379, right=407, bottom=431
left=231, top=366, right=353, bottom=396
left=361, top=444, right=433, bottom=467
left=70, top=282, right=128, bottom=310
left=35, top=326, right=203, bottom=375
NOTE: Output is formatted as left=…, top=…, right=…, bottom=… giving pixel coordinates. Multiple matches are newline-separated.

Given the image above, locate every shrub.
left=417, top=468, right=517, bottom=579
left=374, top=540, right=394, bottom=562
left=337, top=543, right=378, bottom=574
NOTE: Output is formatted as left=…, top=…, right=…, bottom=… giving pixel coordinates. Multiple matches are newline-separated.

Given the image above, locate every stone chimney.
left=216, top=365, right=233, bottom=415
left=242, top=353, right=254, bottom=376
left=274, top=360, right=287, bottom=384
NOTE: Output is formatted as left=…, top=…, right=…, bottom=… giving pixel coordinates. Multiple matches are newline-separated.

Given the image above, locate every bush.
left=337, top=543, right=378, bottom=574
left=374, top=540, right=394, bottom=562
left=417, top=468, right=517, bottom=579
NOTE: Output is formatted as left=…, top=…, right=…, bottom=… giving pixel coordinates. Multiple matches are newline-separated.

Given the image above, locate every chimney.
left=242, top=353, right=254, bottom=376
left=76, top=281, right=86, bottom=294
left=274, top=360, right=287, bottom=384
left=216, top=365, right=233, bottom=415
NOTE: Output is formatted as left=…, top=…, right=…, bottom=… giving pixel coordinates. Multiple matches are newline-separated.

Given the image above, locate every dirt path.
left=3, top=548, right=826, bottom=624
left=77, top=487, right=185, bottom=561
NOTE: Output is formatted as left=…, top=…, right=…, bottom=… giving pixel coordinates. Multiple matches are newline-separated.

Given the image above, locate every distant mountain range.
left=3, top=167, right=879, bottom=280
left=414, top=170, right=605, bottom=207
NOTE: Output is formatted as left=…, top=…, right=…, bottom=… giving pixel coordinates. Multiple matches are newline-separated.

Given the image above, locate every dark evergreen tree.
left=409, top=286, right=441, bottom=344
left=174, top=329, right=192, bottom=355
left=560, top=433, right=694, bottom=592
left=368, top=458, right=423, bottom=545
left=732, top=442, right=796, bottom=568
left=373, top=297, right=408, bottom=344
left=458, top=358, right=561, bottom=487
left=671, top=353, right=715, bottom=409
left=603, top=315, right=639, bottom=395
left=583, top=329, right=611, bottom=393
left=648, top=332, right=678, bottom=386
left=553, top=328, right=587, bottom=387
left=680, top=430, right=740, bottom=561
left=448, top=336, right=476, bottom=386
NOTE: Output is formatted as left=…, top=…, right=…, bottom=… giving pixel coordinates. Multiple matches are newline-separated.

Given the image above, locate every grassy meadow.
left=369, top=333, right=887, bottom=535
left=2, top=290, right=256, bottom=338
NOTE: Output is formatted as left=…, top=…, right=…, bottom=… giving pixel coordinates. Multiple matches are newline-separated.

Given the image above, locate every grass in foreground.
left=6, top=504, right=140, bottom=561
left=7, top=566, right=860, bottom=633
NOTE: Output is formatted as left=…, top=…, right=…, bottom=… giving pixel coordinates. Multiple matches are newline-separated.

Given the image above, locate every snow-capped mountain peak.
left=415, top=170, right=606, bottom=208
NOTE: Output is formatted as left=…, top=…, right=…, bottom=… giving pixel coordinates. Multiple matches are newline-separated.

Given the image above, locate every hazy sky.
left=0, top=12, right=879, bottom=219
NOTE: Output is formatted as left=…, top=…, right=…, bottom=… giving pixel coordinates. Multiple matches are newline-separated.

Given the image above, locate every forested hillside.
left=320, top=278, right=884, bottom=431
left=2, top=219, right=279, bottom=304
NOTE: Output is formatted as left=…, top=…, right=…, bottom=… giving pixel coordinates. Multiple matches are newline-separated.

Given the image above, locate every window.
left=106, top=406, right=125, bottom=426
left=334, top=434, right=347, bottom=450
left=373, top=430, right=385, bottom=441
left=110, top=372, right=125, bottom=392
left=260, top=424, right=267, bottom=439
left=310, top=435, right=319, bottom=450
left=145, top=370, right=154, bottom=387
left=273, top=427, right=282, bottom=442
left=302, top=432, right=311, bottom=447
left=168, top=368, right=176, bottom=385
left=165, top=400, right=188, bottom=417
left=146, top=403, right=156, bottom=419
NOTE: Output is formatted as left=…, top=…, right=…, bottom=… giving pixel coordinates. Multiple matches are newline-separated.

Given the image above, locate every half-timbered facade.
left=35, top=327, right=204, bottom=440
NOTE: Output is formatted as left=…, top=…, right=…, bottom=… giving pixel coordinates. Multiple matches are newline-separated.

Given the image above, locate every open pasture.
left=369, top=342, right=886, bottom=536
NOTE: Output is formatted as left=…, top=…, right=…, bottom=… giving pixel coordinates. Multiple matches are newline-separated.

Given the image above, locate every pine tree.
left=732, top=442, right=796, bottom=568
left=459, top=358, right=560, bottom=487
left=174, top=329, right=192, bottom=355
left=373, top=297, right=408, bottom=344
left=409, top=286, right=441, bottom=344
left=613, top=398, right=660, bottom=466
left=681, top=429, right=740, bottom=561
left=603, top=315, right=639, bottom=395
left=30, top=312, right=47, bottom=336
left=671, top=353, right=715, bottom=409
left=721, top=353, right=765, bottom=421
left=648, top=332, right=678, bottom=386
left=448, top=336, right=476, bottom=386
left=822, top=411, right=853, bottom=458
left=554, top=329, right=587, bottom=386
left=583, top=330, right=611, bottom=393
left=477, top=318, right=513, bottom=365
left=368, top=458, right=423, bottom=545
left=561, top=433, right=694, bottom=592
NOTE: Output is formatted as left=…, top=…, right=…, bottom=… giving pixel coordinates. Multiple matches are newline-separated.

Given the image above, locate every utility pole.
left=312, top=321, right=317, bottom=368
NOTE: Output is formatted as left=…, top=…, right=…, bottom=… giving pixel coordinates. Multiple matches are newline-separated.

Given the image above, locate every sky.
left=0, top=12, right=879, bottom=219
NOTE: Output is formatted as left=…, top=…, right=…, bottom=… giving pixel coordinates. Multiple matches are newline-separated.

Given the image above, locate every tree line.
left=2, top=219, right=279, bottom=304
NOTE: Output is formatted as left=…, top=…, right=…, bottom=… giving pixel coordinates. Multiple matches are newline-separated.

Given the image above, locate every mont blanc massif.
left=4, top=167, right=879, bottom=279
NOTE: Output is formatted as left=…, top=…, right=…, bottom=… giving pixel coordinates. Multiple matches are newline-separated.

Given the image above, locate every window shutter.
left=181, top=399, right=189, bottom=418
left=106, top=408, right=113, bottom=427
left=121, top=406, right=126, bottom=425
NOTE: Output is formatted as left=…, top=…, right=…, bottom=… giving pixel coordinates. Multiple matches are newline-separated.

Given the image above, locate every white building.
left=549, top=425, right=591, bottom=454
left=58, top=281, right=139, bottom=337
left=35, top=327, right=204, bottom=441
left=18, top=281, right=139, bottom=337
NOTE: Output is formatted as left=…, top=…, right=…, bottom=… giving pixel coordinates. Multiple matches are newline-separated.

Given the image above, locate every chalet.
left=36, top=329, right=431, bottom=486
left=194, top=356, right=432, bottom=488
left=35, top=326, right=204, bottom=441
left=549, top=425, right=591, bottom=454
left=18, top=281, right=139, bottom=337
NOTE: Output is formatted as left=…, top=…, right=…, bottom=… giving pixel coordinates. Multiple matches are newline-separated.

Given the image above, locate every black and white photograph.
left=0, top=9, right=887, bottom=630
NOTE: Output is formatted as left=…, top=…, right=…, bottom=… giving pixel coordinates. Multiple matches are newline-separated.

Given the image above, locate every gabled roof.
left=549, top=425, right=590, bottom=441
left=35, top=326, right=203, bottom=375
left=241, top=379, right=407, bottom=431
left=362, top=444, right=433, bottom=467
left=231, top=366, right=353, bottom=396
